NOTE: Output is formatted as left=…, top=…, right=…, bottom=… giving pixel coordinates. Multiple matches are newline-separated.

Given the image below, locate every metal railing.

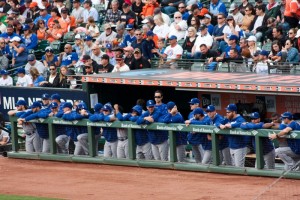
left=8, top=116, right=300, bottom=179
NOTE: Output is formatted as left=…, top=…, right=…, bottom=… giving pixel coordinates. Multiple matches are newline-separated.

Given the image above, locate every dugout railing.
left=8, top=116, right=300, bottom=179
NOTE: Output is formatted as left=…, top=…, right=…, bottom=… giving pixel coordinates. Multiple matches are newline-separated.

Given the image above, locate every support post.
left=169, top=130, right=177, bottom=162
left=88, top=126, right=96, bottom=157
left=255, top=136, right=264, bottom=169
left=128, top=128, right=136, bottom=160
left=211, top=133, right=220, bottom=166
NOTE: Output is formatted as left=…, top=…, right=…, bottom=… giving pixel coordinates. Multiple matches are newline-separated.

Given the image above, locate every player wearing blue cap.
left=0, top=70, right=13, bottom=86
left=122, top=105, right=153, bottom=160
left=18, top=101, right=52, bottom=153
left=154, top=90, right=168, bottom=115
left=218, top=104, right=248, bottom=167
left=8, top=100, right=28, bottom=117
left=41, top=93, right=51, bottom=109
left=137, top=100, right=168, bottom=161
left=186, top=107, right=211, bottom=163
left=240, top=112, right=275, bottom=169
left=161, top=101, right=187, bottom=162
left=269, top=112, right=300, bottom=171
left=205, top=105, right=230, bottom=165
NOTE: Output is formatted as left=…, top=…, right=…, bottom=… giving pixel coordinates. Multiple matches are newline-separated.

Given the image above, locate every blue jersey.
left=102, top=114, right=118, bottom=142
left=210, top=113, right=228, bottom=150
left=61, top=111, right=83, bottom=141
left=188, top=115, right=211, bottom=146
left=89, top=112, right=103, bottom=135
left=155, top=103, right=168, bottom=115
left=61, top=52, right=79, bottom=67
left=285, top=121, right=300, bottom=154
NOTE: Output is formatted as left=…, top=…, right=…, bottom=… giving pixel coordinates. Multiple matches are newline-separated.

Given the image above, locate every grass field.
left=0, top=195, right=61, bottom=200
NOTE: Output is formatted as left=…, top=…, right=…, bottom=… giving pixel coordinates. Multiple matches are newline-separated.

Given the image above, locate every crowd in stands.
left=0, top=0, right=300, bottom=86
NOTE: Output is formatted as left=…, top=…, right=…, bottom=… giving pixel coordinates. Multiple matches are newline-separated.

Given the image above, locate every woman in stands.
left=30, top=67, right=45, bottom=87
left=281, top=39, right=299, bottom=63
left=153, top=14, right=169, bottom=40
left=182, top=27, right=198, bottom=54
left=72, top=34, right=85, bottom=59
left=57, top=66, right=68, bottom=88
left=42, top=46, right=58, bottom=68
left=268, top=40, right=282, bottom=61
left=13, top=20, right=24, bottom=36
left=240, top=5, right=254, bottom=33
left=39, top=65, right=60, bottom=87
left=36, top=19, right=48, bottom=41
left=46, top=20, right=63, bottom=42
left=247, top=35, right=261, bottom=58
left=22, top=24, right=38, bottom=51
left=288, top=28, right=299, bottom=50
left=223, top=15, right=240, bottom=43
left=189, top=16, right=200, bottom=32
left=85, top=17, right=100, bottom=39
left=47, top=8, right=61, bottom=29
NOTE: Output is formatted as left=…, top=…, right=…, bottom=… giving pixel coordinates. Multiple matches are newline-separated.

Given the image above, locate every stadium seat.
left=63, top=31, right=75, bottom=43
left=50, top=40, right=61, bottom=54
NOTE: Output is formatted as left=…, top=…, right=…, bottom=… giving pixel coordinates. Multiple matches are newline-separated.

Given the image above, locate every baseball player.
left=41, top=93, right=51, bottom=109
left=185, top=107, right=211, bottom=164
left=205, top=105, right=231, bottom=165
left=18, top=101, right=52, bottom=153
left=123, top=105, right=153, bottom=160
left=240, top=112, right=275, bottom=169
left=154, top=90, right=168, bottom=115
left=269, top=112, right=300, bottom=171
left=137, top=100, right=168, bottom=161
left=161, top=101, right=187, bottom=162
left=218, top=104, right=248, bottom=167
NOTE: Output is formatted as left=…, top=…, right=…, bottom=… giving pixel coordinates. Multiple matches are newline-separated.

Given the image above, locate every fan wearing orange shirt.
left=60, top=7, right=76, bottom=33
left=140, top=0, right=159, bottom=19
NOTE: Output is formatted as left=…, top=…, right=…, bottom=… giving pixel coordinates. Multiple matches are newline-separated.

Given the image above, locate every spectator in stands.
left=42, top=46, right=58, bottom=68
left=81, top=54, right=100, bottom=74
left=182, top=27, right=198, bottom=54
left=86, top=17, right=100, bottom=39
left=132, top=0, right=144, bottom=25
left=153, top=7, right=170, bottom=26
left=168, top=12, right=187, bottom=41
left=57, top=66, right=68, bottom=88
left=105, top=0, right=122, bottom=25
left=39, top=65, right=60, bottom=87
left=229, top=4, right=243, bottom=27
left=10, top=36, right=28, bottom=67
left=238, top=0, right=253, bottom=15
left=122, top=24, right=136, bottom=47
left=36, top=19, right=48, bottom=41
left=123, top=46, right=134, bottom=66
left=110, top=46, right=123, bottom=65
left=255, top=50, right=268, bottom=73
left=264, top=17, right=277, bottom=40
left=178, top=3, right=189, bottom=21
left=209, top=0, right=227, bottom=17
left=161, top=0, right=181, bottom=15
left=192, top=24, right=213, bottom=55
left=112, top=54, right=130, bottom=72
left=141, top=0, right=159, bottom=19
left=288, top=28, right=299, bottom=50
left=281, top=39, right=299, bottom=63
left=130, top=48, right=151, bottom=70
left=189, top=16, right=200, bottom=32
left=142, top=23, right=158, bottom=46
left=83, top=61, right=97, bottom=75
left=247, top=36, right=261, bottom=58
left=83, top=35, right=94, bottom=56
left=66, top=69, right=79, bottom=89
left=239, top=38, right=251, bottom=59
left=72, top=34, right=84, bottom=59
left=0, top=38, right=11, bottom=59
left=153, top=39, right=165, bottom=60
left=60, top=8, right=76, bottom=33
left=98, top=54, right=114, bottom=73
left=13, top=20, right=23, bottom=36
left=153, top=14, right=169, bottom=41
left=53, top=0, right=65, bottom=13
left=272, top=26, right=286, bottom=46
left=119, top=3, right=136, bottom=25
left=216, top=48, right=243, bottom=63
left=161, top=35, right=183, bottom=69
left=197, top=44, right=219, bottom=71
left=46, top=19, right=63, bottom=42
left=187, top=4, right=207, bottom=27
left=30, top=67, right=45, bottom=87
left=16, top=68, right=33, bottom=87
left=268, top=40, right=282, bottom=61
left=47, top=8, right=61, bottom=29
left=223, top=15, right=240, bottom=43
left=287, top=0, right=300, bottom=28
left=25, top=18, right=37, bottom=32
left=114, top=24, right=126, bottom=46
left=71, top=0, right=84, bottom=25
left=0, top=25, right=19, bottom=43
left=211, top=13, right=226, bottom=50
left=28, top=2, right=39, bottom=19
left=82, top=0, right=98, bottom=23
left=96, top=23, right=117, bottom=47
left=201, top=14, right=214, bottom=35
left=91, top=44, right=103, bottom=65
left=240, top=5, right=255, bottom=34
left=265, top=0, right=281, bottom=19
left=142, top=30, right=156, bottom=60
left=0, top=0, right=10, bottom=14
left=0, top=69, right=13, bottom=86
left=58, top=44, right=78, bottom=68
left=42, top=0, right=52, bottom=14
left=222, top=35, right=241, bottom=57
left=21, top=24, right=38, bottom=51
left=33, top=6, right=51, bottom=28
left=0, top=20, right=6, bottom=33
left=25, top=54, right=47, bottom=78
left=248, top=5, right=268, bottom=42
left=0, top=51, right=8, bottom=70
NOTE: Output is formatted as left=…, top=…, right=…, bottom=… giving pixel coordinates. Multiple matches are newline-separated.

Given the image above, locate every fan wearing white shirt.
left=191, top=24, right=213, bottom=58
left=16, top=68, right=33, bottom=87
left=0, top=70, right=13, bottom=86
left=168, top=12, right=188, bottom=41
left=112, top=54, right=130, bottom=72
left=153, top=14, right=170, bottom=40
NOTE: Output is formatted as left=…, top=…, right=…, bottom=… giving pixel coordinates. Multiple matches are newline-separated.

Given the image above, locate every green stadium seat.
left=50, top=40, right=61, bottom=54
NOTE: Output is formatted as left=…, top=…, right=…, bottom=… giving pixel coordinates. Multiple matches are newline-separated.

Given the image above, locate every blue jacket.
left=88, top=112, right=103, bottom=135
left=22, top=33, right=38, bottom=50
left=219, top=115, right=249, bottom=149
left=155, top=103, right=168, bottom=115
left=240, top=122, right=274, bottom=155
left=122, top=113, right=149, bottom=146
left=284, top=121, right=300, bottom=154
left=141, top=39, right=155, bottom=60
left=161, top=112, right=187, bottom=146
left=122, top=34, right=137, bottom=47
left=60, top=111, right=82, bottom=141
left=188, top=115, right=211, bottom=146
left=210, top=113, right=228, bottom=150
left=101, top=113, right=118, bottom=142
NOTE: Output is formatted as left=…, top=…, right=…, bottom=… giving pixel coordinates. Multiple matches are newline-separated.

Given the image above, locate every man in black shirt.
left=98, top=54, right=114, bottom=73
left=81, top=55, right=100, bottom=74
left=119, top=3, right=136, bottom=25
left=196, top=44, right=219, bottom=71
left=130, top=48, right=151, bottom=70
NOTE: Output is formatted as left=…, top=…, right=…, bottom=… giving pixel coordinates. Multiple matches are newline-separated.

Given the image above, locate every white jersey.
left=164, top=44, right=183, bottom=60
left=16, top=75, right=33, bottom=87
left=0, top=76, right=13, bottom=86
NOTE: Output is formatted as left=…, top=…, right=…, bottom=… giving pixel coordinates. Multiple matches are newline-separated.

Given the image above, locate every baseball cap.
left=51, top=93, right=61, bottom=101
left=84, top=35, right=93, bottom=41
left=25, top=18, right=33, bottom=24
left=39, top=5, right=46, bottom=10
left=106, top=43, right=112, bottom=50
left=10, top=36, right=21, bottom=42
left=204, top=14, right=211, bottom=19
left=226, top=15, right=234, bottom=20
left=132, top=105, right=142, bottom=115
left=167, top=101, right=176, bottom=110
left=42, top=93, right=50, bottom=100
left=27, top=54, right=36, bottom=61
left=16, top=100, right=27, bottom=106
left=61, top=8, right=68, bottom=13
left=206, top=105, right=215, bottom=112
left=194, top=108, right=204, bottom=115
left=94, top=103, right=103, bottom=112
left=169, top=35, right=177, bottom=40
left=62, top=102, right=73, bottom=109
left=81, top=55, right=91, bottom=62
left=229, top=3, right=238, bottom=12
left=125, top=24, right=134, bottom=30
left=189, top=98, right=200, bottom=104
left=102, top=104, right=112, bottom=112
left=50, top=102, right=58, bottom=109
left=147, top=30, right=154, bottom=36
left=259, top=50, right=269, bottom=56
left=23, top=24, right=30, bottom=31
left=197, top=2, right=203, bottom=9
left=17, top=68, right=25, bottom=74
left=228, top=35, right=238, bottom=41
left=225, top=104, right=237, bottom=112
left=199, top=24, right=207, bottom=31
left=146, top=100, right=155, bottom=107
left=134, top=48, right=141, bottom=54
left=29, top=2, right=38, bottom=8
left=250, top=112, right=260, bottom=119
left=66, top=69, right=76, bottom=76
left=0, top=69, right=8, bottom=75
left=101, top=54, right=110, bottom=60
left=247, top=35, right=257, bottom=42
left=29, top=101, right=42, bottom=109
left=77, top=102, right=88, bottom=110
left=45, top=46, right=53, bottom=52
left=281, top=112, right=293, bottom=119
